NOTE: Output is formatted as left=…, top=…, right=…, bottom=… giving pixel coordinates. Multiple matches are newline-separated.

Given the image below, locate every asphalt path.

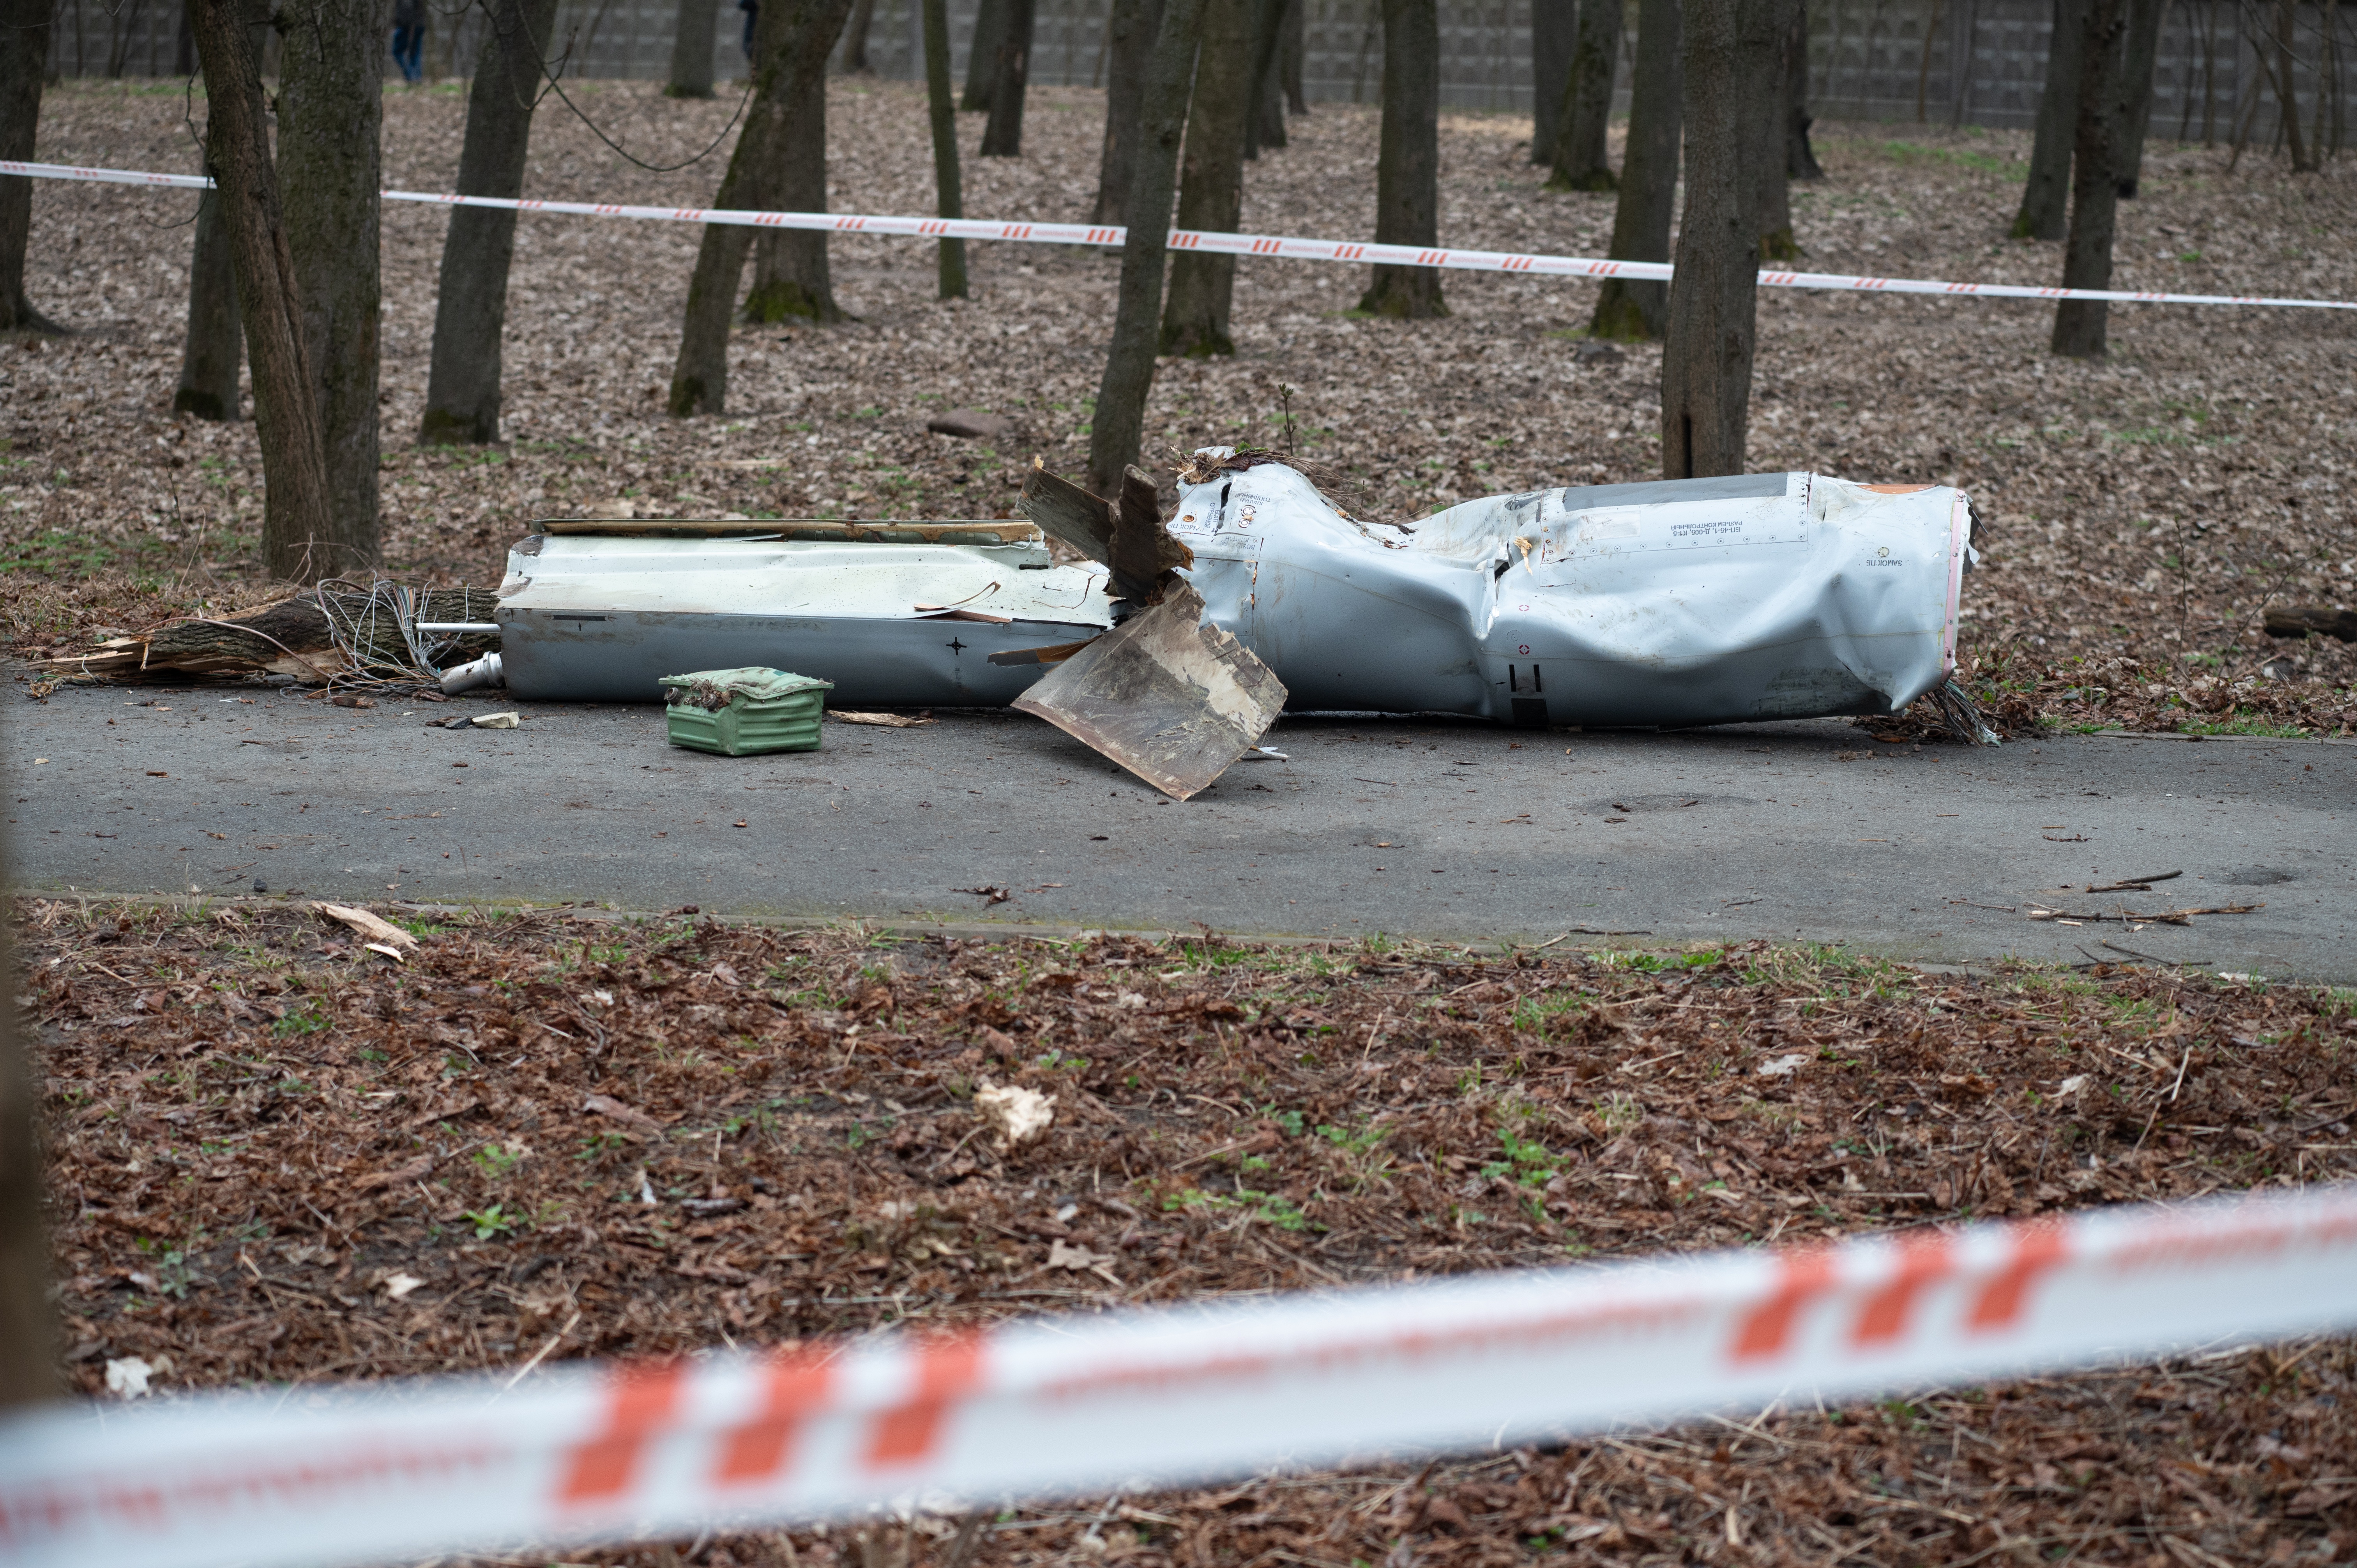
left=6, top=678, right=2351, bottom=980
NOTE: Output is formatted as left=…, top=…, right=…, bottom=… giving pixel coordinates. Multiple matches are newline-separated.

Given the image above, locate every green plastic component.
left=659, top=667, right=833, bottom=756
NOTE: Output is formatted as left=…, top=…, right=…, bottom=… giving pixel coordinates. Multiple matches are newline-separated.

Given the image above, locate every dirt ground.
left=18, top=896, right=2357, bottom=1565
left=3, top=80, right=2355, bottom=734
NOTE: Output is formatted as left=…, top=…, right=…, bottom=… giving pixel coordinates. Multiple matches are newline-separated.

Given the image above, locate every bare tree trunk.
left=421, top=0, right=562, bottom=446
left=1592, top=0, right=1679, bottom=341
left=668, top=0, right=721, bottom=94
left=1788, top=0, right=1823, bottom=176
left=1548, top=0, right=1622, bottom=189
left=746, top=0, right=858, bottom=321
left=0, top=757, right=52, bottom=1414
left=1242, top=0, right=1287, bottom=158
left=175, top=187, right=242, bottom=419
left=190, top=0, right=337, bottom=581
left=1660, top=0, right=1777, bottom=479
left=1161, top=0, right=1252, bottom=355
left=1755, top=0, right=1800, bottom=258
left=978, top=0, right=1036, bottom=154
left=1356, top=0, right=1447, bottom=317
left=670, top=0, right=857, bottom=413
left=962, top=0, right=1006, bottom=109
left=278, top=0, right=385, bottom=574
left=1278, top=0, right=1304, bottom=111
left=1088, top=0, right=1208, bottom=498
left=841, top=0, right=875, bottom=69
left=1091, top=0, right=1166, bottom=222
left=2111, top=0, right=2162, bottom=191
left=2012, top=0, right=2087, bottom=238
left=1532, top=0, right=1576, bottom=162
left=2278, top=0, right=2315, bottom=169
left=2052, top=0, right=2126, bottom=357
left=921, top=0, right=968, bottom=296
left=1, top=0, right=63, bottom=334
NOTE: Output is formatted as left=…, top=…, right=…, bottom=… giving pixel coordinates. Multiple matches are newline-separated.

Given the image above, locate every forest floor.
left=2, top=80, right=2355, bottom=734
left=20, top=897, right=2357, bottom=1568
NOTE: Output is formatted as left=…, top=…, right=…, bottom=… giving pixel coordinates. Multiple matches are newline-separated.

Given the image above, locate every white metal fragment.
left=470, top=712, right=521, bottom=729
left=104, top=1358, right=154, bottom=1399
left=975, top=1082, right=1057, bottom=1149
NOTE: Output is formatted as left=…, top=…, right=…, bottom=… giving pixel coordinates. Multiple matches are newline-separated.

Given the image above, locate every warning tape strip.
left=3, top=1183, right=2357, bottom=1568
left=5, top=158, right=2353, bottom=311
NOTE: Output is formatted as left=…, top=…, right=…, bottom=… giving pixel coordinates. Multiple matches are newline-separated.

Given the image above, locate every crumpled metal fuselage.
left=1173, top=465, right=1972, bottom=727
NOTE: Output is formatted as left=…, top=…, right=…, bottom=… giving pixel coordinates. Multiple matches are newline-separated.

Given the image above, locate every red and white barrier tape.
left=4, top=1183, right=2357, bottom=1568
left=6, top=158, right=2353, bottom=311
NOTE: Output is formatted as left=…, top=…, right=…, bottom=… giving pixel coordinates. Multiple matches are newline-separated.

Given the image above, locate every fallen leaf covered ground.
left=3, top=82, right=2355, bottom=733
left=17, top=897, right=2357, bottom=1564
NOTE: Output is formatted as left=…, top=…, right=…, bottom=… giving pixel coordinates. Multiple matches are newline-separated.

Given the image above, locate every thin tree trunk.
left=2278, top=0, right=2315, bottom=168
left=979, top=0, right=1037, bottom=154
left=175, top=187, right=242, bottom=420
left=668, top=0, right=721, bottom=94
left=671, top=0, right=857, bottom=413
left=2052, top=0, right=2126, bottom=356
left=1532, top=0, right=1576, bottom=162
left=1548, top=0, right=1622, bottom=189
left=1592, top=0, right=1679, bottom=341
left=1162, top=0, right=1253, bottom=355
left=921, top=0, right=968, bottom=296
left=0, top=773, right=52, bottom=1414
left=1279, top=0, right=1305, bottom=110
left=177, top=0, right=196, bottom=75
left=841, top=0, right=876, bottom=69
left=278, top=0, right=385, bottom=574
left=1660, top=0, right=1778, bottom=479
left=2012, top=0, right=2087, bottom=238
left=962, top=0, right=1007, bottom=109
left=1242, top=0, right=1287, bottom=157
left=1916, top=0, right=1944, bottom=119
left=2112, top=0, right=2162, bottom=190
left=189, top=0, right=337, bottom=581
left=421, top=0, right=561, bottom=446
left=1757, top=0, right=1800, bottom=258
left=747, top=0, right=859, bottom=321
left=1091, top=0, right=1166, bottom=222
left=0, top=0, right=62, bottom=334
left=1788, top=0, right=1824, bottom=176
left=1088, top=0, right=1208, bottom=498
left=1356, top=0, right=1447, bottom=317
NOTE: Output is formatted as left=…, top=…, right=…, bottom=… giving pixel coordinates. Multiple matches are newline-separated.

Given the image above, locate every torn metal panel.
left=1012, top=582, right=1288, bottom=800
left=496, top=527, right=1113, bottom=705
left=1172, top=457, right=1974, bottom=729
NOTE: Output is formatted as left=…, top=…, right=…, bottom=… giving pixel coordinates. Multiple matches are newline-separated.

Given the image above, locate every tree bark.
left=1088, top=0, right=1208, bottom=498
left=1091, top=0, right=1166, bottom=223
left=1660, top=0, right=1777, bottom=479
left=745, top=0, right=858, bottom=323
left=421, top=0, right=563, bottom=447
left=0, top=758, right=52, bottom=1414
left=979, top=0, right=1037, bottom=155
left=175, top=187, right=243, bottom=420
left=1786, top=0, right=1823, bottom=177
left=0, top=0, right=62, bottom=334
left=670, top=0, right=856, bottom=414
left=2110, top=0, right=2161, bottom=192
left=2052, top=0, right=2126, bottom=357
left=1278, top=0, right=1305, bottom=111
left=1531, top=0, right=1576, bottom=163
left=1590, top=0, right=1679, bottom=342
left=277, top=0, right=385, bottom=575
left=1355, top=0, right=1446, bottom=318
left=961, top=0, right=1006, bottom=110
left=667, top=0, right=721, bottom=95
left=189, top=0, right=337, bottom=582
left=841, top=0, right=876, bottom=69
left=1754, top=0, right=1800, bottom=258
left=921, top=0, right=968, bottom=297
left=1547, top=0, right=1622, bottom=190
left=2012, top=0, right=2087, bottom=239
left=1241, top=0, right=1288, bottom=159
left=2277, top=0, right=2315, bottom=170
left=1161, top=0, right=1253, bottom=355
